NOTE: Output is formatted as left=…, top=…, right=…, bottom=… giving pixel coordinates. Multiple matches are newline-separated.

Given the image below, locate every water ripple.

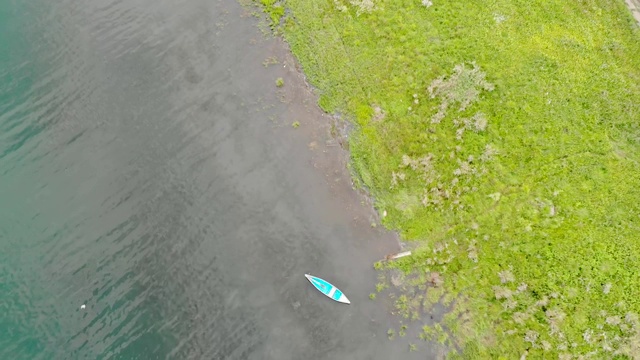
left=0, top=0, right=423, bottom=359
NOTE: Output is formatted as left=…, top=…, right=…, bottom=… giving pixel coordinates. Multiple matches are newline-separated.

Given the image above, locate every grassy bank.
left=257, top=0, right=640, bottom=357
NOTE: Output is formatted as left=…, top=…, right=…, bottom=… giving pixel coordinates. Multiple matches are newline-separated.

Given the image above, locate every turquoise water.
left=0, top=1, right=211, bottom=357
left=0, top=0, right=429, bottom=359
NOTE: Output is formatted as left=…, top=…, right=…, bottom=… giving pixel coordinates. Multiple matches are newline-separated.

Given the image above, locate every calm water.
left=0, top=0, right=429, bottom=359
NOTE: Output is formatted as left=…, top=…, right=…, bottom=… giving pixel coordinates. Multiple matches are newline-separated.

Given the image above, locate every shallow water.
left=0, top=0, right=432, bottom=358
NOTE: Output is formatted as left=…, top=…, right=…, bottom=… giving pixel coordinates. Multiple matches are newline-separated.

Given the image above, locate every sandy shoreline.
left=249, top=32, right=405, bottom=255
left=237, top=9, right=442, bottom=358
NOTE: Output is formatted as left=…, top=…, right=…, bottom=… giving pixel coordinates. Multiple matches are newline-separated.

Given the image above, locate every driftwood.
left=383, top=251, right=412, bottom=261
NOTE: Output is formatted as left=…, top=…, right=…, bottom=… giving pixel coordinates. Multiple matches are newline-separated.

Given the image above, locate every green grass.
left=259, top=0, right=285, bottom=27
left=255, top=0, right=640, bottom=357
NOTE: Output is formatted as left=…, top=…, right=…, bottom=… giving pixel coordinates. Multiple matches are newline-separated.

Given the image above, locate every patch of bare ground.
left=626, top=0, right=640, bottom=24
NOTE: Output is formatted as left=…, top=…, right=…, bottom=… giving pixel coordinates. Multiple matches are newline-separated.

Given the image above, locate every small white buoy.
left=80, top=304, right=86, bottom=310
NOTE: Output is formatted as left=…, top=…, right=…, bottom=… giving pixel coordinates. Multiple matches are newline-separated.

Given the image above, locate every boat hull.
left=305, top=274, right=350, bottom=304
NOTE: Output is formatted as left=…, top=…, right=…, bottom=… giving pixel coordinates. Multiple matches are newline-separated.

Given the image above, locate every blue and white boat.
left=304, top=274, right=350, bottom=304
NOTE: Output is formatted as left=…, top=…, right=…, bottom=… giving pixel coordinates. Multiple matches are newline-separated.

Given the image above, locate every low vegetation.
left=256, top=0, right=640, bottom=357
